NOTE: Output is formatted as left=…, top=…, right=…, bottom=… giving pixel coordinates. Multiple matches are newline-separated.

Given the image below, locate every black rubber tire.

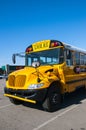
left=42, top=85, right=61, bottom=112
left=9, top=98, right=22, bottom=105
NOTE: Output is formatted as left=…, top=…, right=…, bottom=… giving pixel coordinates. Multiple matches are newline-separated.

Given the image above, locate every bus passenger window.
left=75, top=52, right=80, bottom=65
left=59, top=48, right=64, bottom=63
left=84, top=55, right=86, bottom=65
left=80, top=54, right=84, bottom=65
left=66, top=50, right=73, bottom=66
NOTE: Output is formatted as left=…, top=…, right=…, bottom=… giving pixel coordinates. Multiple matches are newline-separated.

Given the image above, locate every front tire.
left=42, top=85, right=61, bottom=112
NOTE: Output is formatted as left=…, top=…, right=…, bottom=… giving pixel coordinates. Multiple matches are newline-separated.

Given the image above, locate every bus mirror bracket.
left=12, top=54, right=16, bottom=64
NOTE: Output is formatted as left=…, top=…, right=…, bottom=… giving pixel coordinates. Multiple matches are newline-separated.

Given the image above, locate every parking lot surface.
left=0, top=79, right=86, bottom=130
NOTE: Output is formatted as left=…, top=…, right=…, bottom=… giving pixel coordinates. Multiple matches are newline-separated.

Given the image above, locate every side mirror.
left=12, top=54, right=16, bottom=64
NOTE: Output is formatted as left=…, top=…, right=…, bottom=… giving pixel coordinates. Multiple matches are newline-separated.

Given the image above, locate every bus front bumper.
left=4, top=87, right=47, bottom=104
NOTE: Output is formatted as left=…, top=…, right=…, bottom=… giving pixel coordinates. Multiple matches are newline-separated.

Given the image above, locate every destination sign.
left=32, top=40, right=50, bottom=51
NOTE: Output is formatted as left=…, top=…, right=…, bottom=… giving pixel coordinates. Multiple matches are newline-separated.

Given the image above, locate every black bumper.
left=4, top=87, right=47, bottom=102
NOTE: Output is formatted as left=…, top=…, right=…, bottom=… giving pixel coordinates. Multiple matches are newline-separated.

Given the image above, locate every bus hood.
left=10, top=66, right=59, bottom=79
left=7, top=66, right=60, bottom=89
left=10, top=66, right=58, bottom=76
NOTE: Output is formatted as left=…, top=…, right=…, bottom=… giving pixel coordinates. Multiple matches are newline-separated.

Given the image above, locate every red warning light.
left=51, top=42, right=60, bottom=47
left=26, top=47, right=33, bottom=53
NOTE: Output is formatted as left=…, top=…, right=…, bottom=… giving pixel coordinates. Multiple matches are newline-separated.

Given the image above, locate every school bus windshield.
left=25, top=48, right=64, bottom=66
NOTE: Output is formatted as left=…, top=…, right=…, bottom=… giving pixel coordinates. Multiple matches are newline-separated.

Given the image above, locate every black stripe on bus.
left=66, top=78, right=86, bottom=84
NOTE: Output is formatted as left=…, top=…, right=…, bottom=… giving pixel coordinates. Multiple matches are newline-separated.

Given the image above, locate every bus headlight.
left=28, top=83, right=44, bottom=89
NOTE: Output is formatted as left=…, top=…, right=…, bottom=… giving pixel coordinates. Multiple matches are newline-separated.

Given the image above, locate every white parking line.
left=33, top=99, right=86, bottom=130
left=0, top=104, right=12, bottom=110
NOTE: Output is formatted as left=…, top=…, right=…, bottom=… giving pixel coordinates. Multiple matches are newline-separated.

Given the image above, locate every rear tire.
left=42, top=84, right=61, bottom=112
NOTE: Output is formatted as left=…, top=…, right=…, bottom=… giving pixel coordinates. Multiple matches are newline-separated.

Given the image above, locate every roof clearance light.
left=51, top=42, right=60, bottom=47
left=26, top=47, right=33, bottom=53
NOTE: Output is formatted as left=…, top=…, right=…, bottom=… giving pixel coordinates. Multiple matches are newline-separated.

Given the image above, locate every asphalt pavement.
left=0, top=79, right=86, bottom=130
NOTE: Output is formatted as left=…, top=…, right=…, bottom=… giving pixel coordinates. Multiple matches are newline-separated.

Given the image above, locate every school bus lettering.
left=4, top=39, right=86, bottom=112
left=32, top=41, right=50, bottom=51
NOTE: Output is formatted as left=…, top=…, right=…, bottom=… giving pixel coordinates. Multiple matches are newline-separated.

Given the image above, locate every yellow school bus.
left=4, top=40, right=86, bottom=112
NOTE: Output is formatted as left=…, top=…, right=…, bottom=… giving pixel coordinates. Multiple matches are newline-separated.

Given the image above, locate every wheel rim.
left=51, top=93, right=60, bottom=105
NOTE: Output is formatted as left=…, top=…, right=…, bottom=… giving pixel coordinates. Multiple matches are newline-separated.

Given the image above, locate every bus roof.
left=25, top=39, right=86, bottom=54
left=62, top=42, right=86, bottom=54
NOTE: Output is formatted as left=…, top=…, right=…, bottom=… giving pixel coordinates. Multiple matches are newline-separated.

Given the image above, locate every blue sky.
left=0, top=0, right=86, bottom=67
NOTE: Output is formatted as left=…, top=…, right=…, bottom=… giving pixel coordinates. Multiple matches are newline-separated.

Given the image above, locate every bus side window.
left=80, top=53, right=84, bottom=65
left=66, top=50, right=73, bottom=66
left=84, top=55, right=86, bottom=65
left=75, top=52, right=80, bottom=65
left=59, top=48, right=64, bottom=63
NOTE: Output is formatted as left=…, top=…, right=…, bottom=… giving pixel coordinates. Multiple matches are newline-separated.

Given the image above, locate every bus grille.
left=8, top=75, right=26, bottom=87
